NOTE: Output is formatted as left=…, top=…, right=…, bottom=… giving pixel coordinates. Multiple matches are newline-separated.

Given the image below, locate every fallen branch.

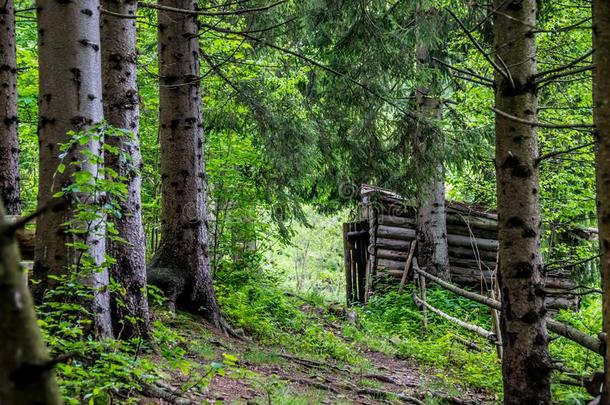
left=2, top=197, right=67, bottom=236
left=414, top=267, right=604, bottom=355
left=140, top=381, right=198, bottom=405
left=453, top=335, right=484, bottom=352
left=413, top=295, right=496, bottom=341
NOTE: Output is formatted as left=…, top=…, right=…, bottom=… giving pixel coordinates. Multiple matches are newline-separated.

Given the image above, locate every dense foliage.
left=3, top=0, right=605, bottom=403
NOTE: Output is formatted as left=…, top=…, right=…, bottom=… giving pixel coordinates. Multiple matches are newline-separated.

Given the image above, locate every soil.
left=139, top=315, right=497, bottom=405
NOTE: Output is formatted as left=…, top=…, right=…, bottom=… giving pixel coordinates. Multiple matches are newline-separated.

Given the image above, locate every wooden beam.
left=377, top=225, right=416, bottom=241
left=447, top=233, right=498, bottom=251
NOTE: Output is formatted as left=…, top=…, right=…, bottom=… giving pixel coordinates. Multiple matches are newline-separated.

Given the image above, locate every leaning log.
left=414, top=267, right=603, bottom=355
left=414, top=295, right=496, bottom=341
left=0, top=204, right=61, bottom=403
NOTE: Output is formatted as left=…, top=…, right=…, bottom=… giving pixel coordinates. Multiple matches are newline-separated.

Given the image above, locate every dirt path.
left=193, top=330, right=493, bottom=404
left=140, top=310, right=495, bottom=404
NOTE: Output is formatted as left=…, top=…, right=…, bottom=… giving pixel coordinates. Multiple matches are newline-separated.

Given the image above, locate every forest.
left=0, top=0, right=609, bottom=404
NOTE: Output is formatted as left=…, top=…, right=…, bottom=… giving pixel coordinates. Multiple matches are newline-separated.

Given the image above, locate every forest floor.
left=137, top=302, right=497, bottom=405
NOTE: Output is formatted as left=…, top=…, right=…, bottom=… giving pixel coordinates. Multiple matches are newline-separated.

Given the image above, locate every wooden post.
left=491, top=254, right=503, bottom=359
left=490, top=286, right=503, bottom=359
left=343, top=222, right=353, bottom=305
left=357, top=223, right=367, bottom=303
left=364, top=204, right=378, bottom=303
left=415, top=258, right=427, bottom=332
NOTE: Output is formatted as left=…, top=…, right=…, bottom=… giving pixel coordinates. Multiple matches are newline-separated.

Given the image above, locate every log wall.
left=348, top=185, right=579, bottom=311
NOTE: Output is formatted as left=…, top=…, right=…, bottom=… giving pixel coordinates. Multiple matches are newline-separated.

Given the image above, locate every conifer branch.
left=200, top=51, right=241, bottom=93
left=432, top=57, right=494, bottom=85
left=532, top=16, right=592, bottom=34
left=535, top=64, right=595, bottom=86
left=535, top=50, right=594, bottom=78
left=138, top=0, right=285, bottom=17
left=537, top=142, right=595, bottom=163
left=446, top=8, right=513, bottom=86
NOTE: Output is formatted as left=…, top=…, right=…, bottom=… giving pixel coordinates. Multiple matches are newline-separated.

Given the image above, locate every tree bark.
left=414, top=40, right=450, bottom=281
left=0, top=201, right=61, bottom=405
left=150, top=0, right=225, bottom=327
left=34, top=0, right=113, bottom=339
left=0, top=0, right=21, bottom=215
left=101, top=0, right=150, bottom=340
left=593, top=0, right=610, bottom=401
left=493, top=1, right=552, bottom=403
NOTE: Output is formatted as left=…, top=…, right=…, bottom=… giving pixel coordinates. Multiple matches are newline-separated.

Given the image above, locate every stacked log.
left=358, top=186, right=579, bottom=311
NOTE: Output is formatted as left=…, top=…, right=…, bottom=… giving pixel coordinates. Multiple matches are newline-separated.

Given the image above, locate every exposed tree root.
left=357, top=387, right=425, bottom=404
left=140, top=381, right=198, bottom=405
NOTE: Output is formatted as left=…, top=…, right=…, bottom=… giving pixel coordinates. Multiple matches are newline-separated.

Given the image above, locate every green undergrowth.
left=341, top=286, right=602, bottom=404
left=39, top=287, right=227, bottom=404
left=345, top=287, right=503, bottom=401
left=216, top=267, right=365, bottom=366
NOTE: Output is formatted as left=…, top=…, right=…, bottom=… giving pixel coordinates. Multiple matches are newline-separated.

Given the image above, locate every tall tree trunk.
left=0, top=201, right=61, bottom=405
left=150, top=0, right=225, bottom=328
left=493, top=0, right=551, bottom=403
left=593, top=0, right=610, bottom=401
left=414, top=40, right=450, bottom=281
left=0, top=0, right=21, bottom=215
left=101, top=0, right=150, bottom=340
left=34, top=0, right=113, bottom=339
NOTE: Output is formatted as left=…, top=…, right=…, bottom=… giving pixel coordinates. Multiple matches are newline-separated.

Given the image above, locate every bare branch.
left=432, top=57, right=494, bottom=85
left=492, top=108, right=594, bottom=129
left=535, top=50, right=594, bottom=78
left=537, top=142, right=595, bottom=163
left=2, top=197, right=67, bottom=236
left=100, top=8, right=138, bottom=19
left=536, top=64, right=594, bottom=86
left=533, top=16, right=592, bottom=34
